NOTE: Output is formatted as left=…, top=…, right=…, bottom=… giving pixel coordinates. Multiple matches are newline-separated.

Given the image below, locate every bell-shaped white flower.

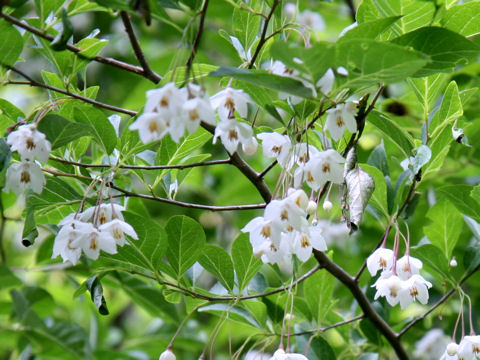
left=99, top=219, right=138, bottom=247
left=457, top=338, right=476, bottom=360
left=366, top=248, right=394, bottom=276
left=292, top=143, right=319, bottom=166
left=52, top=220, right=91, bottom=265
left=78, top=224, right=117, bottom=260
left=464, top=335, right=480, bottom=356
left=7, top=124, right=51, bottom=162
left=257, top=132, right=292, bottom=168
left=80, top=203, right=125, bottom=225
left=264, top=199, right=307, bottom=232
left=294, top=149, right=345, bottom=190
left=159, top=348, right=176, bottom=360
left=396, top=255, right=423, bottom=280
left=181, top=96, right=216, bottom=133
left=242, top=216, right=282, bottom=249
left=398, top=274, right=432, bottom=309
left=144, top=82, right=187, bottom=114
left=373, top=274, right=402, bottom=306
left=210, top=87, right=253, bottom=121
left=297, top=9, right=325, bottom=31
left=269, top=348, right=309, bottom=360
left=129, top=112, right=168, bottom=143
left=325, top=101, right=358, bottom=141
left=242, top=136, right=258, bottom=155
left=414, top=329, right=449, bottom=360
left=257, top=238, right=291, bottom=264
left=316, top=68, right=335, bottom=94
left=213, top=118, right=254, bottom=154
left=4, top=161, right=46, bottom=195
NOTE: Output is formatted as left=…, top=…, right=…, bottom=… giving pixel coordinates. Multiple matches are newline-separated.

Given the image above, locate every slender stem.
left=0, top=199, right=7, bottom=263
left=0, top=12, right=161, bottom=83
left=185, top=0, right=210, bottom=81
left=343, top=0, right=357, bottom=22
left=5, top=69, right=137, bottom=116
left=289, top=314, right=365, bottom=336
left=247, top=0, right=281, bottom=69
left=120, top=11, right=161, bottom=83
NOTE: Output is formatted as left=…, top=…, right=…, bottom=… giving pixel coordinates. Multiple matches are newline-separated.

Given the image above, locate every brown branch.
left=5, top=68, right=137, bottom=116
left=120, top=11, right=161, bottom=83
left=313, top=250, right=409, bottom=360
left=247, top=0, right=281, bottom=69
left=290, top=314, right=365, bottom=336
left=0, top=12, right=161, bottom=83
left=185, top=0, right=210, bottom=81
left=398, top=263, right=480, bottom=338
left=343, top=0, right=357, bottom=23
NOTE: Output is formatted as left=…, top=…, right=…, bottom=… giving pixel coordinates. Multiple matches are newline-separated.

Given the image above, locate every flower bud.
left=449, top=258, right=458, bottom=267
left=323, top=200, right=333, bottom=212
left=306, top=200, right=317, bottom=215
left=159, top=349, right=176, bottom=360
left=283, top=3, right=296, bottom=20
left=242, top=137, right=258, bottom=156
left=446, top=342, right=458, bottom=356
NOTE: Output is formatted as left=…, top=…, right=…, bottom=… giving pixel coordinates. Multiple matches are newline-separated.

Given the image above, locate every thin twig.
left=343, top=0, right=357, bottom=23
left=0, top=199, right=7, bottom=263
left=289, top=314, right=365, bottom=336
left=120, top=11, right=161, bottom=83
left=185, top=0, right=210, bottom=81
left=0, top=12, right=161, bottom=83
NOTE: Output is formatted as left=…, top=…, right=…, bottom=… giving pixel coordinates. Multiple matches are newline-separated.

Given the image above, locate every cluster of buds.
left=4, top=124, right=50, bottom=195
left=442, top=336, right=480, bottom=359
left=52, top=203, right=138, bottom=265
left=242, top=188, right=326, bottom=264
left=367, top=248, right=432, bottom=309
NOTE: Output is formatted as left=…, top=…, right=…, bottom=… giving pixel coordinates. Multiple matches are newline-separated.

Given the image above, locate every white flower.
left=270, top=349, right=308, bottom=360
left=294, top=149, right=345, bottom=190
left=257, top=238, right=291, bottom=264
left=80, top=203, right=125, bottom=225
left=292, top=143, right=319, bottom=166
left=7, top=124, right=51, bottom=162
left=99, top=219, right=138, bottom=247
left=264, top=199, right=307, bottom=232
left=4, top=161, right=46, bottom=195
left=242, top=136, right=258, bottom=156
left=257, top=132, right=292, bottom=168
left=52, top=220, right=91, bottom=265
left=129, top=112, right=168, bottom=143
left=181, top=97, right=216, bottom=134
left=373, top=274, right=402, bottom=306
left=242, top=216, right=282, bottom=249
left=213, top=118, right=254, bottom=154
left=396, top=255, right=423, bottom=280
left=366, top=248, right=394, bottom=276
left=316, top=68, right=335, bottom=94
left=78, top=223, right=117, bottom=260
left=283, top=3, right=297, bottom=20
left=270, top=60, right=298, bottom=77
left=144, top=82, right=187, bottom=114
left=457, top=338, right=476, bottom=360
left=159, top=349, right=176, bottom=360
left=245, top=350, right=271, bottom=360
left=337, top=66, right=349, bottom=76
left=210, top=87, right=253, bottom=121
left=325, top=101, right=358, bottom=141
left=398, top=274, right=432, bottom=309
left=297, top=9, right=325, bottom=31
left=414, top=329, right=449, bottom=360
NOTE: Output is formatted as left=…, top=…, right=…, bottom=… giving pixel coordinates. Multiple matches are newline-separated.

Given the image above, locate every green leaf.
left=0, top=139, right=11, bottom=172
left=391, top=27, right=480, bottom=77
left=408, top=74, right=448, bottom=120
left=362, top=164, right=389, bottom=217
left=423, top=199, right=463, bottom=260
left=86, top=275, right=109, bottom=315
left=442, top=2, right=480, bottom=37
left=198, top=303, right=261, bottom=328
left=98, top=212, right=168, bottom=276
left=339, top=16, right=401, bottom=42
left=429, top=81, right=463, bottom=137
left=198, top=245, right=234, bottom=291
left=73, top=106, right=117, bottom=154
left=0, top=98, right=25, bottom=121
left=165, top=215, right=206, bottom=279
left=210, top=66, right=314, bottom=98
left=437, top=185, right=480, bottom=223
left=22, top=206, right=38, bottom=247
left=0, top=264, right=22, bottom=290
left=240, top=300, right=267, bottom=329
left=298, top=335, right=336, bottom=360
left=231, top=234, right=262, bottom=291
left=0, top=19, right=24, bottom=67
left=232, top=0, right=261, bottom=52
left=73, top=37, right=108, bottom=73
left=38, top=114, right=92, bottom=149
left=424, top=126, right=452, bottom=177
left=411, top=244, right=450, bottom=281
left=304, top=270, right=335, bottom=325
left=51, top=9, right=74, bottom=51
left=336, top=39, right=428, bottom=88
left=366, top=111, right=414, bottom=158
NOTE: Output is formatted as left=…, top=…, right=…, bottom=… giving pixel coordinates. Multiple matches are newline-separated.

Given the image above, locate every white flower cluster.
left=130, top=83, right=258, bottom=155
left=283, top=3, right=325, bottom=32
left=4, top=124, right=51, bottom=195
left=52, top=204, right=138, bottom=265
left=242, top=188, right=326, bottom=264
left=367, top=248, right=432, bottom=309
left=270, top=349, right=308, bottom=360
left=441, top=336, right=480, bottom=360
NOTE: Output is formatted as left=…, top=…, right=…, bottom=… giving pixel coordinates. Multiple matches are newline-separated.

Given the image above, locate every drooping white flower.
left=242, top=216, right=283, bottom=250
left=181, top=97, right=216, bottom=134
left=297, top=9, right=325, bottom=31
left=269, top=348, right=309, bottom=360
left=129, top=112, right=168, bottom=143
left=52, top=220, right=92, bottom=265
left=325, top=101, right=358, bottom=141
left=7, top=124, right=51, bottom=162
left=159, top=348, right=176, bottom=360
left=457, top=338, right=476, bottom=360
left=144, top=82, right=187, bottom=115
left=396, top=255, right=423, bottom=280
left=257, top=238, right=291, bottom=264
left=264, top=198, right=307, bottom=232
left=283, top=3, right=297, bottom=20
left=4, top=161, right=46, bottom=195
left=99, top=219, right=138, bottom=247
left=245, top=350, right=271, bottom=360
left=292, top=143, right=320, bottom=166
left=398, top=274, right=432, bottom=309
left=366, top=248, right=394, bottom=276
left=80, top=203, right=125, bottom=225
left=316, top=68, right=335, bottom=94
left=242, top=136, right=258, bottom=156
left=373, top=274, right=402, bottom=306
left=210, top=87, right=253, bottom=121
left=270, top=60, right=298, bottom=78
left=213, top=118, right=254, bottom=154
left=78, top=223, right=117, bottom=260
left=414, top=329, right=449, bottom=360
left=257, top=132, right=292, bottom=168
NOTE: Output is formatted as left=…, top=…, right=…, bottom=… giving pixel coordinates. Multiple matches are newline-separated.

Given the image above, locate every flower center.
left=322, top=163, right=331, bottom=173
left=336, top=115, right=345, bottom=127
left=280, top=209, right=289, bottom=221
left=224, top=97, right=235, bottom=111
left=113, top=227, right=123, bottom=239
left=270, top=243, right=278, bottom=252
left=299, top=153, right=309, bottom=163
left=228, top=129, right=238, bottom=141
left=286, top=225, right=294, bottom=232
left=26, top=137, right=36, bottom=150
left=89, top=234, right=98, bottom=250
left=307, top=171, right=314, bottom=182
left=473, top=345, right=480, bottom=354
left=20, top=170, right=31, bottom=183
left=261, top=225, right=271, bottom=238
left=300, top=235, right=310, bottom=248
left=67, top=237, right=76, bottom=250
left=409, top=286, right=419, bottom=298
left=389, top=287, right=398, bottom=298
left=272, top=145, right=282, bottom=154
left=148, top=120, right=158, bottom=133
left=160, top=96, right=169, bottom=107
left=379, top=257, right=387, bottom=268
left=99, top=211, right=107, bottom=225
left=189, top=109, right=199, bottom=121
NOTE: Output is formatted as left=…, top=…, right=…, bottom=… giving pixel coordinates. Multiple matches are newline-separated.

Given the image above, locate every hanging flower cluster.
left=52, top=203, right=138, bottom=265
left=4, top=124, right=50, bottom=195
left=367, top=248, right=432, bottom=309
left=270, top=349, right=308, bottom=360
left=242, top=188, right=326, bottom=264
left=441, top=336, right=480, bottom=360
left=130, top=83, right=258, bottom=155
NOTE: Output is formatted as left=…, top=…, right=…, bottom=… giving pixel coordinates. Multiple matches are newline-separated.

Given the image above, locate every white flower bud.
left=311, top=218, right=318, bottom=226
left=159, top=349, right=176, bottom=360
left=323, top=200, right=333, bottom=212
left=242, top=137, right=258, bottom=155
left=283, top=3, right=297, bottom=20
left=447, top=342, right=458, bottom=356
left=449, top=258, right=458, bottom=267
left=306, top=200, right=317, bottom=215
